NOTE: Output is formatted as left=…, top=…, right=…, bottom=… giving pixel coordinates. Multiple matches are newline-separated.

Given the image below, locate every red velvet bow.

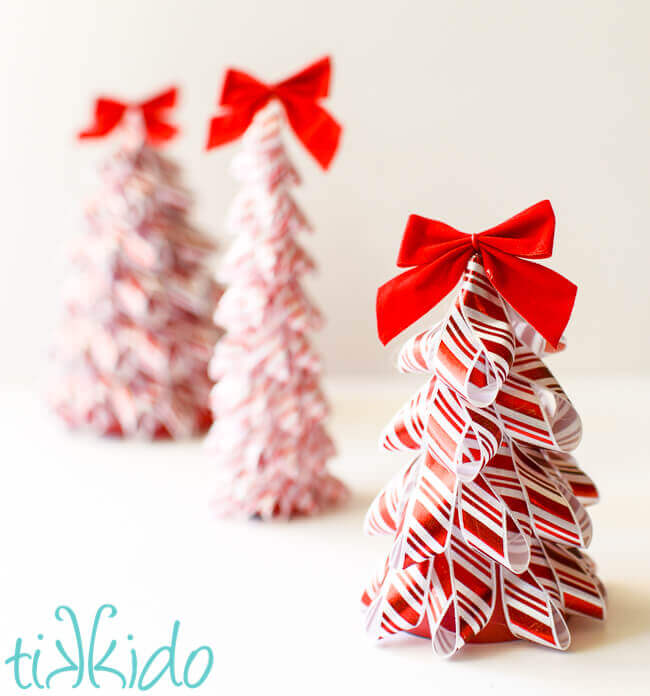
left=78, top=87, right=179, bottom=144
left=206, top=56, right=341, bottom=169
left=377, top=200, right=577, bottom=347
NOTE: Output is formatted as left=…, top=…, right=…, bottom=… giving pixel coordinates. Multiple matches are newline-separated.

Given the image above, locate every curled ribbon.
left=376, top=200, right=577, bottom=348
left=78, top=87, right=179, bottom=144
left=206, top=56, right=342, bottom=169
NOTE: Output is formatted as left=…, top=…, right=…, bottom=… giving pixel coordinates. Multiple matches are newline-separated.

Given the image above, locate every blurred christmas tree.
left=51, top=88, right=221, bottom=438
left=205, top=58, right=347, bottom=518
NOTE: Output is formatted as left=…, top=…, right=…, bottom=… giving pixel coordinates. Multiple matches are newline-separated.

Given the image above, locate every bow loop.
left=377, top=201, right=577, bottom=349
left=397, top=214, right=466, bottom=267
left=274, top=56, right=331, bottom=99
left=206, top=56, right=341, bottom=169
left=140, top=87, right=177, bottom=113
left=220, top=70, right=269, bottom=108
left=78, top=87, right=179, bottom=144
left=478, top=199, right=555, bottom=259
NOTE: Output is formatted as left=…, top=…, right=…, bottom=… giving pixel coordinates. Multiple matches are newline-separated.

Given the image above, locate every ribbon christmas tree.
left=362, top=201, right=605, bottom=655
left=51, top=88, right=221, bottom=438
left=205, top=57, right=347, bottom=519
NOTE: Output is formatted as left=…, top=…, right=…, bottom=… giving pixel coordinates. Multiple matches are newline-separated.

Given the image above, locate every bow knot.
left=78, top=87, right=179, bottom=144
left=206, top=56, right=342, bottom=170
left=377, top=200, right=577, bottom=347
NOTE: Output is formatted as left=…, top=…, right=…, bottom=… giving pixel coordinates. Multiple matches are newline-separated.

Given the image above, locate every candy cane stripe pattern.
left=425, top=381, right=502, bottom=480
left=365, top=560, right=432, bottom=639
left=542, top=450, right=599, bottom=506
left=380, top=377, right=435, bottom=451
left=543, top=541, right=606, bottom=619
left=364, top=458, right=418, bottom=536
left=459, top=474, right=529, bottom=573
left=363, top=202, right=604, bottom=656
left=482, top=444, right=533, bottom=540
left=397, top=322, right=441, bottom=374
left=389, top=452, right=458, bottom=567
left=435, top=258, right=516, bottom=406
left=447, top=523, right=496, bottom=649
left=527, top=536, right=563, bottom=606
left=512, top=443, right=592, bottom=548
left=207, top=92, right=346, bottom=519
left=501, top=568, right=570, bottom=649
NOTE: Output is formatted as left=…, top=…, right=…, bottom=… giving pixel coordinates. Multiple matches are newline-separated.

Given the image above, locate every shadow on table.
left=343, top=488, right=378, bottom=514
left=570, top=581, right=650, bottom=652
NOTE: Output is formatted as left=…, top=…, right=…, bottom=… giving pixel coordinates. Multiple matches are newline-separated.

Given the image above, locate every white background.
left=1, top=2, right=650, bottom=694
left=1, top=0, right=650, bottom=385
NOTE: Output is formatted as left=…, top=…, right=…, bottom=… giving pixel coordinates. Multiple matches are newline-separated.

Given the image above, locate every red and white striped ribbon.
left=364, top=560, right=432, bottom=639
left=500, top=567, right=570, bottom=649
left=363, top=228, right=603, bottom=655
left=396, top=322, right=442, bottom=374
left=389, top=452, right=458, bottom=567
left=511, top=442, right=592, bottom=548
left=425, top=381, right=503, bottom=480
left=380, top=377, right=435, bottom=452
left=433, top=257, right=516, bottom=407
left=542, top=541, right=606, bottom=619
left=542, top=450, right=599, bottom=506
left=364, top=458, right=418, bottom=536
left=458, top=474, right=529, bottom=573
left=495, top=370, right=582, bottom=452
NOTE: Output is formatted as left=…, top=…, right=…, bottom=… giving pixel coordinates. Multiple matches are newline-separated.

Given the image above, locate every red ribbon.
left=78, top=87, right=179, bottom=144
left=376, top=200, right=577, bottom=347
left=206, top=56, right=341, bottom=170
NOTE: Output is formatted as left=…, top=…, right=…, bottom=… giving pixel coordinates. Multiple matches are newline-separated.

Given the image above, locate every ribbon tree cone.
left=205, top=57, right=347, bottom=519
left=51, top=88, right=221, bottom=438
left=362, top=201, right=605, bottom=656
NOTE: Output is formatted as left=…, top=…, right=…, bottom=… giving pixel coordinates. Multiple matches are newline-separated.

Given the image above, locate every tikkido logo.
left=4, top=604, right=214, bottom=690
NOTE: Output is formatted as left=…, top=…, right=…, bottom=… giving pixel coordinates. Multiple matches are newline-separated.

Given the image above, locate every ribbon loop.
left=376, top=201, right=577, bottom=348
left=206, top=56, right=342, bottom=170
left=78, top=87, right=179, bottom=144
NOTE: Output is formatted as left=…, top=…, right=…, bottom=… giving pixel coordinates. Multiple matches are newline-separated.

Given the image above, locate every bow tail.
left=282, top=96, right=342, bottom=169
left=481, top=247, right=576, bottom=349
left=376, top=249, right=472, bottom=345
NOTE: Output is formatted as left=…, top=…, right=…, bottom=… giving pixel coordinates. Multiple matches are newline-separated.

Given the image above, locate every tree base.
left=212, top=472, right=348, bottom=520
left=53, top=401, right=213, bottom=440
left=409, top=572, right=517, bottom=643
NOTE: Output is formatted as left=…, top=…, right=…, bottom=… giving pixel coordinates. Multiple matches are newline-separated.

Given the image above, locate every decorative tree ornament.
left=51, top=87, right=221, bottom=439
left=205, top=57, right=346, bottom=519
left=363, top=202, right=605, bottom=656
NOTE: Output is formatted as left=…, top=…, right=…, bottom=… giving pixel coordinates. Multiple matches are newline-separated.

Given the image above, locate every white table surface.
left=1, top=375, right=649, bottom=694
